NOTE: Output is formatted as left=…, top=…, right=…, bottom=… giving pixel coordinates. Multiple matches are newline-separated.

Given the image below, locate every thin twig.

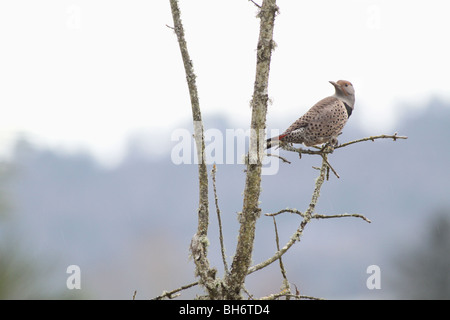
left=266, top=153, right=291, bottom=164
left=280, top=143, right=325, bottom=156
left=335, top=133, right=408, bottom=149
left=279, top=133, right=408, bottom=158
left=242, top=285, right=254, bottom=300
left=152, top=281, right=199, bottom=300
left=211, top=164, right=229, bottom=274
left=312, top=213, right=371, bottom=223
left=272, top=217, right=290, bottom=293
left=260, top=291, right=324, bottom=300
left=294, top=283, right=300, bottom=296
left=266, top=209, right=371, bottom=223
left=248, top=0, right=262, bottom=8
left=285, top=294, right=324, bottom=300
left=321, top=153, right=339, bottom=179
left=265, top=208, right=304, bottom=217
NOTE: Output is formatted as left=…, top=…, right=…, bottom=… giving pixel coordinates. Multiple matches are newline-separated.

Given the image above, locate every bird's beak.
left=329, top=81, right=338, bottom=87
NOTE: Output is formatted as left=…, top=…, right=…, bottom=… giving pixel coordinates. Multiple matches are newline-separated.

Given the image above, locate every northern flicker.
left=266, top=80, right=355, bottom=149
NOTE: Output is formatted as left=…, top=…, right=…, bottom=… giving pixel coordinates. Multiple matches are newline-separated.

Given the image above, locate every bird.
left=266, top=80, right=355, bottom=149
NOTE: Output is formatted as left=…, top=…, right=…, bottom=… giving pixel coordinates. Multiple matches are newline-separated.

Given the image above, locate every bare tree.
left=156, top=0, right=407, bottom=300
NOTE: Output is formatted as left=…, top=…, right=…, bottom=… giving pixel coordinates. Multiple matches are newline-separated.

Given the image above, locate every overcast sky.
left=1, top=0, right=449, bottom=166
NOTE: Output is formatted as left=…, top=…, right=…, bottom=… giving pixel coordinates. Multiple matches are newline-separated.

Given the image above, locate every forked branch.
left=247, top=155, right=329, bottom=275
left=249, top=133, right=405, bottom=284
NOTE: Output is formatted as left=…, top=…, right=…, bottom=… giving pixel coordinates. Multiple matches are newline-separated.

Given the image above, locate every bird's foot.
left=329, top=137, right=339, bottom=147
left=320, top=142, right=335, bottom=154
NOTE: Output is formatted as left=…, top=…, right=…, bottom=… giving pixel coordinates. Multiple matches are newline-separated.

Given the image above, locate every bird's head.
left=329, top=80, right=355, bottom=105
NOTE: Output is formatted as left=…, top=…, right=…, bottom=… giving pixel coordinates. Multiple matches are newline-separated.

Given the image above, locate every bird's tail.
left=266, top=135, right=282, bottom=150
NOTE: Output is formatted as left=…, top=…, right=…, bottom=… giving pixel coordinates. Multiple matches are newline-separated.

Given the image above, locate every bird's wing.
left=283, top=96, right=343, bottom=134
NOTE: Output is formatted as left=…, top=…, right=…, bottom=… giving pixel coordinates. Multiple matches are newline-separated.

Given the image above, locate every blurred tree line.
left=0, top=160, right=43, bottom=299
left=1, top=140, right=449, bottom=299
left=0, top=159, right=84, bottom=299
left=392, top=209, right=450, bottom=299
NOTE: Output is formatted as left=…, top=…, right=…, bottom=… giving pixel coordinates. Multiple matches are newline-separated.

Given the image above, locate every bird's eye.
left=345, top=84, right=348, bottom=87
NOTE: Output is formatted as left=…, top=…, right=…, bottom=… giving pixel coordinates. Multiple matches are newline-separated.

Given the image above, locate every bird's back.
left=282, top=96, right=349, bottom=146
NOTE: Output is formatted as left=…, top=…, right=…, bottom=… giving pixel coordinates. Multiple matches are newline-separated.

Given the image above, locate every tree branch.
left=266, top=209, right=371, bottom=223
left=276, top=133, right=407, bottom=180
left=260, top=291, right=324, bottom=300
left=248, top=0, right=262, bottom=8
left=312, top=212, right=371, bottom=223
left=250, top=153, right=373, bottom=276
left=152, top=281, right=199, bottom=300
left=224, top=0, right=279, bottom=299
left=211, top=164, right=229, bottom=275
left=272, top=217, right=290, bottom=295
left=335, top=132, right=407, bottom=149
left=169, top=0, right=216, bottom=297
left=278, top=133, right=408, bottom=158
left=247, top=156, right=328, bottom=275
left=265, top=208, right=304, bottom=217
left=266, top=153, right=291, bottom=164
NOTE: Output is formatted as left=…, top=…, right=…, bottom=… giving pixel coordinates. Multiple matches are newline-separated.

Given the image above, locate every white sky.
left=1, top=0, right=449, bottom=166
